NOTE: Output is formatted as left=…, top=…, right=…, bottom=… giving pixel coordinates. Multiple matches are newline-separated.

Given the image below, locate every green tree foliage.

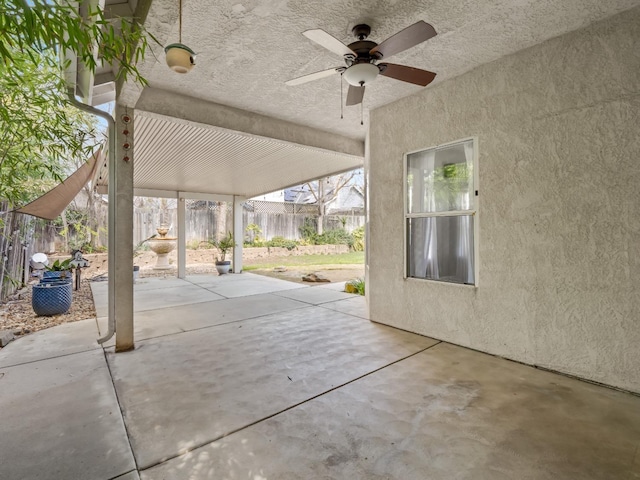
left=0, top=0, right=154, bottom=206
left=0, top=0, right=152, bottom=86
left=0, top=48, right=99, bottom=205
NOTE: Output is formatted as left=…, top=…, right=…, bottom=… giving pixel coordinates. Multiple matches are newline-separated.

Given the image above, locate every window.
left=404, top=138, right=477, bottom=285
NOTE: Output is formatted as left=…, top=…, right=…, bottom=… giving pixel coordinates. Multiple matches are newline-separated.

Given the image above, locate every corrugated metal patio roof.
left=94, top=111, right=363, bottom=198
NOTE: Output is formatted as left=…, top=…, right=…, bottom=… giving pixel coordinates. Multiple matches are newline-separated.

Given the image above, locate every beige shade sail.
left=16, top=151, right=101, bottom=220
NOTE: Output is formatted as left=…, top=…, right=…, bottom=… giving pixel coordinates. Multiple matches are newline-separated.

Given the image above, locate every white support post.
left=114, top=104, right=134, bottom=352
left=232, top=196, right=245, bottom=273
left=177, top=195, right=186, bottom=279
left=364, top=128, right=370, bottom=319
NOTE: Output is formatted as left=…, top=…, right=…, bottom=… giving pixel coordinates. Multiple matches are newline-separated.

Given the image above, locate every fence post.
left=22, top=243, right=29, bottom=286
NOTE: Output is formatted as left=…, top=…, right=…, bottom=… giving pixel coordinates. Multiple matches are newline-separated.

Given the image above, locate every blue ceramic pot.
left=40, top=276, right=72, bottom=284
left=43, top=271, right=64, bottom=279
left=32, top=282, right=73, bottom=316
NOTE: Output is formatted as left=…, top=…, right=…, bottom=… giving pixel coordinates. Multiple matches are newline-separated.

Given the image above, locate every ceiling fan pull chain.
left=179, top=0, right=182, bottom=43
left=340, top=73, right=344, bottom=119
left=360, top=100, right=363, bottom=126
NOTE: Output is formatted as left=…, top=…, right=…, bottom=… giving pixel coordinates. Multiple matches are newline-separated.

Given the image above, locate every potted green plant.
left=34, top=258, right=74, bottom=316
left=43, top=258, right=74, bottom=280
left=209, top=231, right=234, bottom=275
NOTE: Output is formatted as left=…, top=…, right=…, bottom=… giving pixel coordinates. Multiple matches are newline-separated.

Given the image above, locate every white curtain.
left=456, top=141, right=475, bottom=284
left=407, top=140, right=475, bottom=283
left=408, top=150, right=438, bottom=278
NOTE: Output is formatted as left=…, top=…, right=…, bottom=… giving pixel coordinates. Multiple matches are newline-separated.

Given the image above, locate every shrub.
left=299, top=217, right=317, bottom=240
left=315, top=228, right=354, bottom=248
left=351, top=225, right=365, bottom=252
left=186, top=239, right=201, bottom=250
left=345, top=278, right=365, bottom=295
left=245, top=223, right=264, bottom=246
left=266, top=236, right=298, bottom=251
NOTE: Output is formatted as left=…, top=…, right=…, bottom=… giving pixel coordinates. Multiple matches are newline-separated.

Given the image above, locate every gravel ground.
left=0, top=262, right=364, bottom=346
left=0, top=279, right=97, bottom=338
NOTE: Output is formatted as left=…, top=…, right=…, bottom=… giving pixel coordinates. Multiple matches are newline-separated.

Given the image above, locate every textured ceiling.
left=125, top=0, right=640, bottom=141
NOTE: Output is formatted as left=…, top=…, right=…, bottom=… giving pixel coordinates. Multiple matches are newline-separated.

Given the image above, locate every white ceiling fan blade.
left=285, top=67, right=342, bottom=86
left=302, top=29, right=356, bottom=57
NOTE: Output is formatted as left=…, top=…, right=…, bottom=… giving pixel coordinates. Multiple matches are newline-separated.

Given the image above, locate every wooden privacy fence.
left=1, top=207, right=33, bottom=301
left=0, top=198, right=364, bottom=301
left=0, top=202, right=70, bottom=301
left=133, top=200, right=365, bottom=245
left=9, top=199, right=366, bottom=276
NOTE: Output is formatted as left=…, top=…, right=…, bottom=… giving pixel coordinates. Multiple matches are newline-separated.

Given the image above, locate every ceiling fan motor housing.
left=351, top=24, right=371, bottom=40
left=343, top=34, right=381, bottom=87
left=346, top=40, right=381, bottom=61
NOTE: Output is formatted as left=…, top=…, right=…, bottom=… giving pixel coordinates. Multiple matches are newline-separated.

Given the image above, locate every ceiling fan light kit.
left=343, top=63, right=379, bottom=86
left=165, top=43, right=196, bottom=74
left=287, top=20, right=438, bottom=116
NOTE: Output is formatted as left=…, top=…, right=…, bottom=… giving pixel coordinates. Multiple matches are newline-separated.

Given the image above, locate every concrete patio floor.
left=0, top=273, right=638, bottom=479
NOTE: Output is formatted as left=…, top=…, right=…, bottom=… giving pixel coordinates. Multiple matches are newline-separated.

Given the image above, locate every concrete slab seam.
left=102, top=348, right=141, bottom=474
left=269, top=292, right=343, bottom=306
left=318, top=302, right=369, bottom=320
left=424, top=340, right=640, bottom=398
left=139, top=340, right=443, bottom=473
left=185, top=279, right=231, bottom=299
left=533, top=364, right=640, bottom=398
left=133, top=296, right=225, bottom=313
left=109, top=469, right=139, bottom=480
left=199, top=285, right=308, bottom=300
left=130, top=302, right=316, bottom=346
left=0, top=345, right=101, bottom=370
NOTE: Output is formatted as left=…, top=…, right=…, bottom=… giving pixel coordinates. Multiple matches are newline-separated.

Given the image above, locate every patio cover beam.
left=135, top=88, right=364, bottom=158
left=95, top=186, right=235, bottom=204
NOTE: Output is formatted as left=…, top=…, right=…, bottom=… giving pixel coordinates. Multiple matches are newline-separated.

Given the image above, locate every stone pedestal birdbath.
left=148, top=225, right=176, bottom=269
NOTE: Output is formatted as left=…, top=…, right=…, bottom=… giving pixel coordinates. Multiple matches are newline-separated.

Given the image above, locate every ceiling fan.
left=286, top=21, right=438, bottom=107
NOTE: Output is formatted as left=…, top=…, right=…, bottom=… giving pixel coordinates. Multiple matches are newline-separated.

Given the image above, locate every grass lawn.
left=244, top=251, right=364, bottom=271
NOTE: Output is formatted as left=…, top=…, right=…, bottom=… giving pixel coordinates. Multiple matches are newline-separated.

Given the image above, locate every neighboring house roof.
left=285, top=184, right=315, bottom=204
left=326, top=185, right=365, bottom=214
left=282, top=183, right=365, bottom=213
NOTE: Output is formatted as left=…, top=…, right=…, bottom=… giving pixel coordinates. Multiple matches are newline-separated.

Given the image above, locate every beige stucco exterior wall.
left=368, top=7, right=640, bottom=393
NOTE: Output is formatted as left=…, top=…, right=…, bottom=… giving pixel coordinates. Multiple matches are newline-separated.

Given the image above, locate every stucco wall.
left=368, top=8, right=640, bottom=393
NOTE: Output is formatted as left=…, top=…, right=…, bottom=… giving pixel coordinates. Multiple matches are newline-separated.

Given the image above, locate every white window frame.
left=403, top=137, right=479, bottom=286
